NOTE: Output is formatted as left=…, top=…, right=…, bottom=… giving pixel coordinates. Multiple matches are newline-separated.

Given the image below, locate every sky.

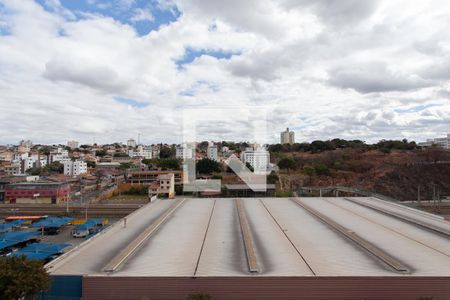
left=0, top=0, right=449, bottom=145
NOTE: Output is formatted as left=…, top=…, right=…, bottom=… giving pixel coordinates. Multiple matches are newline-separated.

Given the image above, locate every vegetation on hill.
left=268, top=138, right=418, bottom=154
left=274, top=146, right=450, bottom=201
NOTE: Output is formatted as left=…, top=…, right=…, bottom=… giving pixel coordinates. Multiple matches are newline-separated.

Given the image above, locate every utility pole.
left=417, top=185, right=421, bottom=205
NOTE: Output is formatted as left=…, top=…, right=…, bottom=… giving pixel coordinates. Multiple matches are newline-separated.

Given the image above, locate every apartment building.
left=176, top=144, right=195, bottom=160
left=49, top=148, right=70, bottom=163
left=128, top=145, right=152, bottom=159
left=240, top=147, right=270, bottom=174
left=63, top=160, right=88, bottom=177
left=419, top=133, right=450, bottom=149
left=207, top=145, right=218, bottom=161
left=23, top=155, right=47, bottom=172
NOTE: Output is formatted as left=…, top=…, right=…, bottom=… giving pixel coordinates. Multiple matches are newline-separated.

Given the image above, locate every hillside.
left=275, top=148, right=450, bottom=201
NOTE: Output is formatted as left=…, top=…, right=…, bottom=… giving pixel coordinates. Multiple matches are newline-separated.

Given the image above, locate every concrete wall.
left=82, top=276, right=450, bottom=300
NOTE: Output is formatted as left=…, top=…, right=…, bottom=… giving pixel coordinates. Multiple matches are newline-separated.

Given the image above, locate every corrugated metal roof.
left=47, top=197, right=450, bottom=277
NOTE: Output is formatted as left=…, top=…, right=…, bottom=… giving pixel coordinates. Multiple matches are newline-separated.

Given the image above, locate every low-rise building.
left=127, top=170, right=183, bottom=186
left=4, top=181, right=70, bottom=204
left=64, top=160, right=88, bottom=177
left=3, top=163, right=22, bottom=175
left=148, top=173, right=175, bottom=199
left=419, top=134, right=450, bottom=150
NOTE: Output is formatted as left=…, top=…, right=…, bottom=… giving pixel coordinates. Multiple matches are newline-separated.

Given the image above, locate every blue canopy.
left=12, top=243, right=70, bottom=260
left=74, top=219, right=101, bottom=231
left=31, top=217, right=73, bottom=229
left=0, top=231, right=40, bottom=250
left=0, top=220, right=26, bottom=232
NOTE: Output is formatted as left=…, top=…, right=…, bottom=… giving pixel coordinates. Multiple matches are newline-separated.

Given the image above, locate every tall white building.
left=240, top=147, right=270, bottom=174
left=64, top=160, right=88, bottom=177
left=280, top=128, right=295, bottom=145
left=67, top=140, right=79, bottom=149
left=127, top=139, right=137, bottom=148
left=419, top=134, right=450, bottom=150
left=207, top=145, right=218, bottom=161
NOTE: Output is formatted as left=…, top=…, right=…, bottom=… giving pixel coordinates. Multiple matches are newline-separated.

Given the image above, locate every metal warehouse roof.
left=47, top=197, right=450, bottom=277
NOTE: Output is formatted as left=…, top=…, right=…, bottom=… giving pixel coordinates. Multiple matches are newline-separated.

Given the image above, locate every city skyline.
left=0, top=1, right=450, bottom=144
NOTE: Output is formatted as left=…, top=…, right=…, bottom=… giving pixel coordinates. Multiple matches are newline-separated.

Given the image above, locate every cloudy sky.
left=0, top=0, right=449, bottom=145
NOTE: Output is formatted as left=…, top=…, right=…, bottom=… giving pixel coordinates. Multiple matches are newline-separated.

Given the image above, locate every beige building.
left=148, top=173, right=175, bottom=199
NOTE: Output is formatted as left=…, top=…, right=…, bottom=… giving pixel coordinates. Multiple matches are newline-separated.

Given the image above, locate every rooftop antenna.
left=138, top=133, right=141, bottom=145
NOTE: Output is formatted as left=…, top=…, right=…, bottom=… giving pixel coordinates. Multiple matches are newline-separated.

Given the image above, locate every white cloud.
left=0, top=0, right=449, bottom=145
left=130, top=8, right=154, bottom=23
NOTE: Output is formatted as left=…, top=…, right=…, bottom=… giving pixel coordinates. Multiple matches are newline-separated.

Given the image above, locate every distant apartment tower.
left=64, top=160, right=88, bottom=177
left=67, top=140, right=79, bottom=149
left=127, top=139, right=137, bottom=148
left=207, top=145, right=218, bottom=161
left=240, top=147, right=270, bottom=174
left=280, top=128, right=295, bottom=145
left=419, top=133, right=450, bottom=150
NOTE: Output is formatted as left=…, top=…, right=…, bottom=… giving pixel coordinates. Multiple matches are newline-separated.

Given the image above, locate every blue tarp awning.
left=31, top=217, right=73, bottom=229
left=0, top=231, right=40, bottom=250
left=74, top=219, right=101, bottom=231
left=12, top=243, right=70, bottom=260
left=0, top=220, right=26, bottom=232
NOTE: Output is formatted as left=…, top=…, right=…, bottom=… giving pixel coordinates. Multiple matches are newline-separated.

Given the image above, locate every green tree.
left=44, top=161, right=64, bottom=173
left=267, top=171, right=279, bottom=184
left=314, top=164, right=330, bottom=176
left=0, top=255, right=50, bottom=300
left=119, top=162, right=134, bottom=170
left=196, top=158, right=221, bottom=174
left=113, top=152, right=130, bottom=157
left=278, top=157, right=296, bottom=170
left=158, top=158, right=180, bottom=170
left=86, top=160, right=96, bottom=168
left=159, top=146, right=175, bottom=159
left=95, top=149, right=108, bottom=157
left=303, top=165, right=315, bottom=176
left=26, top=167, right=42, bottom=176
